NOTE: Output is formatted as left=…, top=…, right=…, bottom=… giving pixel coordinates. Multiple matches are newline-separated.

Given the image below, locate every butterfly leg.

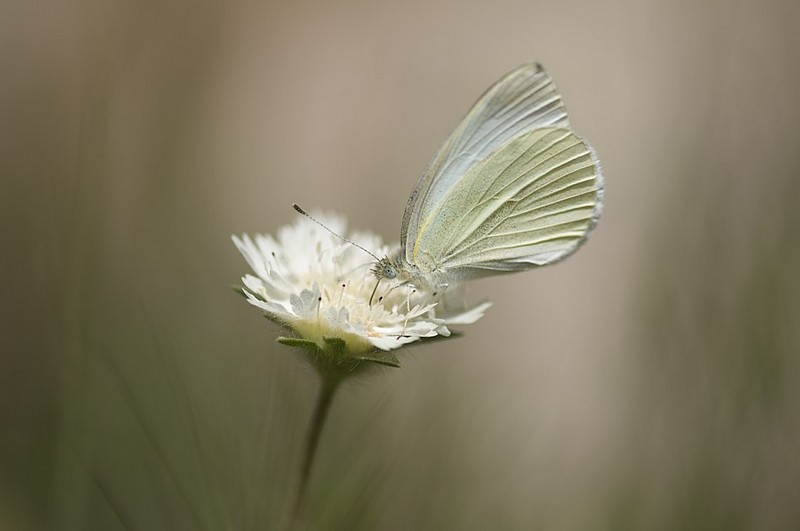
left=398, top=284, right=417, bottom=339
left=425, top=282, right=450, bottom=314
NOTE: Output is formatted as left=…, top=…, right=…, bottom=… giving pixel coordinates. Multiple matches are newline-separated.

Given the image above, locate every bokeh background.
left=3, top=0, right=800, bottom=529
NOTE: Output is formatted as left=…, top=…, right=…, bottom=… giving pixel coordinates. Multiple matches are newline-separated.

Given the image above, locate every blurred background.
left=2, top=0, right=800, bottom=529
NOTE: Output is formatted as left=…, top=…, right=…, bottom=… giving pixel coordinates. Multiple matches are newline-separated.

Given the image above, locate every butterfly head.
left=372, top=256, right=400, bottom=281
left=368, top=256, right=401, bottom=305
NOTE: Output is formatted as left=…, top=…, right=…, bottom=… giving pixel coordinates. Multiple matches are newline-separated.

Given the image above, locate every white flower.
left=232, top=213, right=490, bottom=359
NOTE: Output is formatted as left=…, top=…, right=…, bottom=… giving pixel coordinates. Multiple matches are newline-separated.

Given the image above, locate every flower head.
left=233, top=212, right=490, bottom=372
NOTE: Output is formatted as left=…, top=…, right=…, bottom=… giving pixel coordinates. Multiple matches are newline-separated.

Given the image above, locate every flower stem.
left=284, top=375, right=340, bottom=531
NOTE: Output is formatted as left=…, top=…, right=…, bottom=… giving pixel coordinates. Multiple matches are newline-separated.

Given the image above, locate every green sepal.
left=355, top=351, right=401, bottom=368
left=262, top=312, right=289, bottom=328
left=277, top=337, right=319, bottom=349
left=276, top=334, right=402, bottom=380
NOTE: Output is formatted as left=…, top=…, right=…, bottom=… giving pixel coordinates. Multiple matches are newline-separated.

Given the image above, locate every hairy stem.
left=284, top=375, right=340, bottom=531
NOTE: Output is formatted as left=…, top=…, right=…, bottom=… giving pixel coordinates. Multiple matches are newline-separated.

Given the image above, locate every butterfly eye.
left=383, top=265, right=397, bottom=279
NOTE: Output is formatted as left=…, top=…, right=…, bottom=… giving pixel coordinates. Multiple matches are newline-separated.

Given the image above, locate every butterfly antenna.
left=292, top=204, right=380, bottom=261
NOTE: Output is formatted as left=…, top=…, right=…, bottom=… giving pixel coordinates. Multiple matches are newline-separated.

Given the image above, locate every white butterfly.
left=371, top=63, right=604, bottom=296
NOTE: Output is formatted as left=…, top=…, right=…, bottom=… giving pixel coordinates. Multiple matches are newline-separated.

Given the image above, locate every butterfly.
left=371, top=63, right=603, bottom=296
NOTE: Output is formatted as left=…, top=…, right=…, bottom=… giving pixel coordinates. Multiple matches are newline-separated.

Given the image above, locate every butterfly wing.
left=409, top=126, right=603, bottom=279
left=400, top=63, right=571, bottom=256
